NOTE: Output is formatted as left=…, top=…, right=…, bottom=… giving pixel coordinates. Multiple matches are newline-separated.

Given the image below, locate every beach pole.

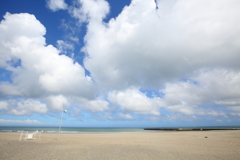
left=58, top=109, right=67, bottom=140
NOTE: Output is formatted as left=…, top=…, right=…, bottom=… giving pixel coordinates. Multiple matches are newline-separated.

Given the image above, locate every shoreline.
left=1, top=130, right=240, bottom=160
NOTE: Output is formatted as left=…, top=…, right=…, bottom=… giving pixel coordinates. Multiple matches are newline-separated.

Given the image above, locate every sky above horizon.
left=0, top=0, right=240, bottom=127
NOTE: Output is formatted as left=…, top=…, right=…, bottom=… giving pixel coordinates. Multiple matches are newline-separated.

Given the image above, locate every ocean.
left=0, top=126, right=150, bottom=133
left=0, top=126, right=239, bottom=133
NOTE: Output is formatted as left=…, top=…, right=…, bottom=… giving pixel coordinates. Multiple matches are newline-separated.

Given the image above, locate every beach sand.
left=0, top=130, right=240, bottom=160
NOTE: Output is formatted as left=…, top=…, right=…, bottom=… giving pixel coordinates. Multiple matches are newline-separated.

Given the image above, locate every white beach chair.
left=19, top=130, right=42, bottom=141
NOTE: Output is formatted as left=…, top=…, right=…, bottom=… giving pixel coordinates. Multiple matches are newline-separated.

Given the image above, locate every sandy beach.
left=0, top=130, right=240, bottom=160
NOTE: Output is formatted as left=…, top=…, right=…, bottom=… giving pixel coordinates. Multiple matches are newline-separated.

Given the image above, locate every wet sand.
left=0, top=130, right=240, bottom=160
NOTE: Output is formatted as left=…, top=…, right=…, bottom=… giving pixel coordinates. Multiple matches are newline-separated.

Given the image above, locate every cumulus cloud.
left=45, top=95, right=69, bottom=111
left=0, top=12, right=46, bottom=68
left=71, top=0, right=110, bottom=23
left=72, top=97, right=109, bottom=113
left=1, top=0, right=240, bottom=123
left=0, top=101, right=8, bottom=110
left=80, top=0, right=240, bottom=90
left=46, top=0, right=68, bottom=11
left=0, top=12, right=96, bottom=99
left=162, top=69, right=240, bottom=116
left=68, top=0, right=240, bottom=120
left=108, top=88, right=163, bottom=115
left=0, top=99, right=47, bottom=116
left=0, top=12, right=99, bottom=116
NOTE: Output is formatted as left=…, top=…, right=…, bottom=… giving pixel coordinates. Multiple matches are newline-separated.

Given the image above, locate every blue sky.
left=0, top=0, right=240, bottom=127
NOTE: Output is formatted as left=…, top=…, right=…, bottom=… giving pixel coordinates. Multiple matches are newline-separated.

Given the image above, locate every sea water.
left=0, top=126, right=149, bottom=133
left=1, top=126, right=239, bottom=133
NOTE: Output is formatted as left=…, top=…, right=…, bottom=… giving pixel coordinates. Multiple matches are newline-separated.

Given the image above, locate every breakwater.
left=144, top=128, right=240, bottom=131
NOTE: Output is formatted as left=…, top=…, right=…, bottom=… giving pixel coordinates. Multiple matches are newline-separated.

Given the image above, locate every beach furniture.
left=19, top=130, right=42, bottom=140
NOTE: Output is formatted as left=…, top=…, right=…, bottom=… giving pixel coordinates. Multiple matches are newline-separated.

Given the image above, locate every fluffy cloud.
left=0, top=101, right=8, bottom=110
left=0, top=12, right=46, bottom=68
left=45, top=95, right=69, bottom=111
left=71, top=0, right=110, bottom=23
left=46, top=0, right=68, bottom=11
left=0, top=12, right=96, bottom=99
left=80, top=0, right=240, bottom=90
left=69, top=0, right=240, bottom=120
left=162, top=69, right=240, bottom=116
left=0, top=99, right=48, bottom=116
left=72, top=97, right=109, bottom=113
left=1, top=0, right=240, bottom=123
left=108, top=88, right=163, bottom=115
left=0, top=12, right=99, bottom=116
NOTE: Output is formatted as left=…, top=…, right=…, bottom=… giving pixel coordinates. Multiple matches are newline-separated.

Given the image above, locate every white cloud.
left=0, top=12, right=98, bottom=116
left=1, top=0, right=240, bottom=122
left=80, top=0, right=240, bottom=90
left=0, top=119, right=42, bottom=125
left=5, top=99, right=48, bottom=116
left=67, top=0, right=240, bottom=120
left=0, top=101, right=8, bottom=110
left=69, top=36, right=79, bottom=43
left=71, top=0, right=109, bottom=23
left=162, top=69, right=240, bottom=116
left=83, top=99, right=109, bottom=112
left=231, top=113, right=240, bottom=117
left=227, top=106, right=240, bottom=112
left=72, top=97, right=109, bottom=113
left=0, top=12, right=97, bottom=100
left=118, top=113, right=134, bottom=120
left=47, top=0, right=68, bottom=11
left=57, top=40, right=74, bottom=54
left=45, top=95, right=69, bottom=111
left=108, top=88, right=163, bottom=115
left=0, top=12, right=46, bottom=68
left=88, top=112, right=135, bottom=121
